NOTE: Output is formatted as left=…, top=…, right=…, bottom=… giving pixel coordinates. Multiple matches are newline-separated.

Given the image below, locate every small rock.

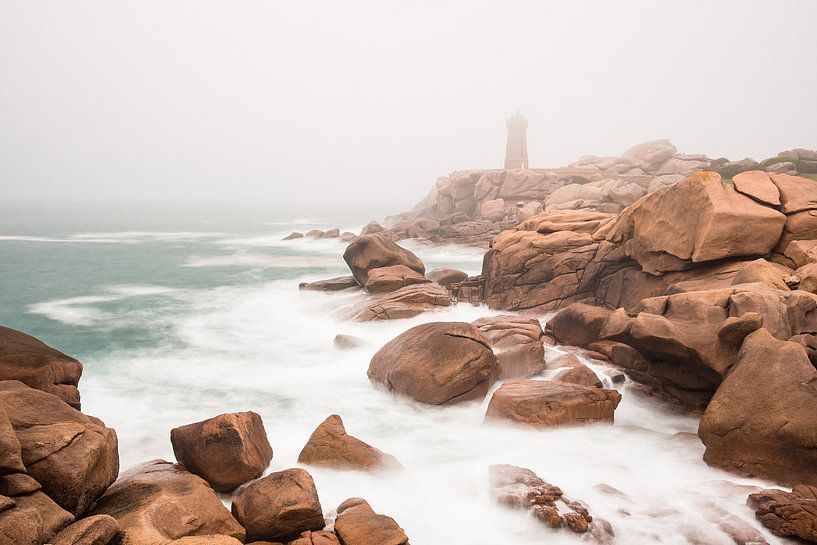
left=297, top=415, right=400, bottom=472
left=426, top=268, right=468, bottom=286
left=50, top=514, right=119, bottom=545
left=283, top=232, right=304, bottom=240
left=333, top=335, right=366, bottom=350
left=333, top=498, right=409, bottom=545
left=299, top=276, right=360, bottom=292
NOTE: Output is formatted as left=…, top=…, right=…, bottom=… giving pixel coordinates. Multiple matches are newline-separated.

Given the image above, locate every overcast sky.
left=1, top=1, right=816, bottom=215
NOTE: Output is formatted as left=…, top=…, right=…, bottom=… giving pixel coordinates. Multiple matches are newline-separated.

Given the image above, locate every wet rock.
left=748, top=485, right=817, bottom=542
left=489, top=465, right=610, bottom=540
left=485, top=380, right=620, bottom=428
left=50, top=514, right=119, bottom=545
left=342, top=235, right=425, bottom=286
left=283, top=232, right=304, bottom=240
left=91, top=460, right=245, bottom=544
left=363, top=265, right=429, bottom=294
left=171, top=411, right=273, bottom=492
left=368, top=322, right=498, bottom=405
left=699, top=329, right=817, bottom=485
left=231, top=468, right=324, bottom=542
left=472, top=315, right=545, bottom=379
left=333, top=334, right=366, bottom=350
left=0, top=380, right=118, bottom=515
left=333, top=498, right=409, bottom=545
left=0, top=473, right=74, bottom=545
left=426, top=267, right=468, bottom=286
left=299, top=276, right=360, bottom=292
left=344, top=283, right=452, bottom=321
left=0, top=326, right=84, bottom=409
left=297, top=414, right=400, bottom=472
left=551, top=362, right=603, bottom=389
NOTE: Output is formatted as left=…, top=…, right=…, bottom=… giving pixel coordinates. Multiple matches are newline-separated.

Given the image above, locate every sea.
left=0, top=202, right=784, bottom=544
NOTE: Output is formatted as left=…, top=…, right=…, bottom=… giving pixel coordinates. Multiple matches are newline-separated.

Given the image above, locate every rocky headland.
left=5, top=140, right=817, bottom=544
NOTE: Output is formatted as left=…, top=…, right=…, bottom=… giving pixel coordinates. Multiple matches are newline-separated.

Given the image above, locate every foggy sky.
left=2, top=1, right=816, bottom=216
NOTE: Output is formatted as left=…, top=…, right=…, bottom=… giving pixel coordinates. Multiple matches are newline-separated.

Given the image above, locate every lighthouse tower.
left=504, top=112, right=528, bottom=169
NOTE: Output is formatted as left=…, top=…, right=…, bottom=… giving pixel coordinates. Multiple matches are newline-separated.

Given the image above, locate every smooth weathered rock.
left=0, top=380, right=118, bottom=515
left=472, top=315, right=545, bottom=379
left=607, top=172, right=786, bottom=274
left=747, top=485, right=817, bottom=542
left=283, top=232, right=304, bottom=240
left=333, top=334, right=366, bottom=350
left=484, top=380, right=621, bottom=428
left=287, top=530, right=340, bottom=545
left=342, top=235, right=425, bottom=286
left=699, top=329, right=817, bottom=485
left=0, top=326, right=84, bottom=409
left=546, top=304, right=613, bottom=347
left=91, top=460, right=245, bottom=544
left=0, top=401, right=24, bottom=475
left=363, top=265, right=429, bottom=294
left=323, top=228, right=340, bottom=238
left=50, top=514, right=119, bottom=545
left=297, top=415, right=399, bottom=472
left=299, top=276, right=360, bottom=292
left=426, top=268, right=468, bottom=286
left=551, top=363, right=603, bottom=389
left=0, top=473, right=74, bottom=545
left=231, top=468, right=324, bottom=542
left=344, top=283, right=451, bottom=321
left=368, top=322, right=498, bottom=405
left=730, top=258, right=792, bottom=290
left=305, top=229, right=324, bottom=239
left=333, top=499, right=409, bottom=545
left=732, top=170, right=781, bottom=206
left=171, top=411, right=273, bottom=492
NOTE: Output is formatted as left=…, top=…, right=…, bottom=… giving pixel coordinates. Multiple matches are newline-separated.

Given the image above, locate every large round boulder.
left=231, top=468, right=324, bottom=542
left=0, top=380, right=118, bottom=515
left=342, top=235, right=425, bottom=286
left=90, top=460, right=245, bottom=544
left=0, top=327, right=83, bottom=409
left=699, top=329, right=817, bottom=485
left=368, top=322, right=498, bottom=405
left=484, top=380, right=621, bottom=428
left=171, top=411, right=273, bottom=492
left=297, top=415, right=400, bottom=472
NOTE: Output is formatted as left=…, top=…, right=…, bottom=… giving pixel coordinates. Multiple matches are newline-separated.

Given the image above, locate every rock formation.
left=297, top=414, right=400, bottom=472
left=748, top=485, right=817, bottom=542
left=333, top=498, right=409, bottom=545
left=170, top=411, right=273, bottom=492
left=368, top=322, right=498, bottom=405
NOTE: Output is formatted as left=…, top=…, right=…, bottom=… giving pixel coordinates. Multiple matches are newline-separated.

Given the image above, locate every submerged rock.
left=484, top=380, right=620, bottom=428
left=368, top=322, right=498, bottom=405
left=171, top=411, right=273, bottom=492
left=231, top=468, right=324, bottom=542
left=0, top=380, right=118, bottom=515
left=333, top=334, right=366, bottom=350
left=426, top=267, right=468, bottom=286
left=299, top=276, right=360, bottom=292
left=297, top=414, right=400, bottom=472
left=344, top=283, right=451, bottom=321
left=0, top=326, right=84, bottom=409
left=90, top=460, right=245, bottom=544
left=748, top=486, right=817, bottom=542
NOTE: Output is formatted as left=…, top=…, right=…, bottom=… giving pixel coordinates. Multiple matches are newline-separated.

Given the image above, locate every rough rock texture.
left=368, top=322, right=498, bottom=405
left=342, top=235, right=425, bottom=286
left=0, top=380, right=118, bottom=515
left=297, top=414, right=400, bottom=472
left=344, top=283, right=451, bottom=321
left=363, top=265, right=429, bottom=294
left=231, top=468, right=324, bottom=542
left=699, top=329, right=817, bottom=486
left=333, top=499, right=409, bottom=545
left=484, top=380, right=621, bottom=428
left=489, top=465, right=613, bottom=540
left=299, top=276, right=360, bottom=292
left=91, top=460, right=245, bottom=544
left=471, top=315, right=545, bottom=379
left=0, top=401, right=25, bottom=475
left=287, top=530, right=340, bottom=545
left=166, top=537, right=244, bottom=545
left=0, top=473, right=74, bottom=545
left=170, top=411, right=273, bottom=492
left=50, top=514, right=119, bottom=545
left=426, top=268, right=468, bottom=286
left=0, top=326, right=84, bottom=409
left=748, top=486, right=817, bottom=542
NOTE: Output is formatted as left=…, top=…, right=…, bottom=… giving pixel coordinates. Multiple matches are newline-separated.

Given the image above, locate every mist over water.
left=0, top=208, right=785, bottom=544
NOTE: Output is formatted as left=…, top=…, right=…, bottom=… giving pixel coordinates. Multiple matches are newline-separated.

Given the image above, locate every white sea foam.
left=78, top=271, right=782, bottom=544
left=183, top=253, right=344, bottom=269
left=69, top=231, right=225, bottom=242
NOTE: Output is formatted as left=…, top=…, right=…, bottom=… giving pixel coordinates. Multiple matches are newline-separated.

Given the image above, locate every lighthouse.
left=504, top=112, right=528, bottom=170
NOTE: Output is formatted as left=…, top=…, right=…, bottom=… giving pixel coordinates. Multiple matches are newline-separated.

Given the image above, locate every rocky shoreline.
left=3, top=140, right=817, bottom=544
